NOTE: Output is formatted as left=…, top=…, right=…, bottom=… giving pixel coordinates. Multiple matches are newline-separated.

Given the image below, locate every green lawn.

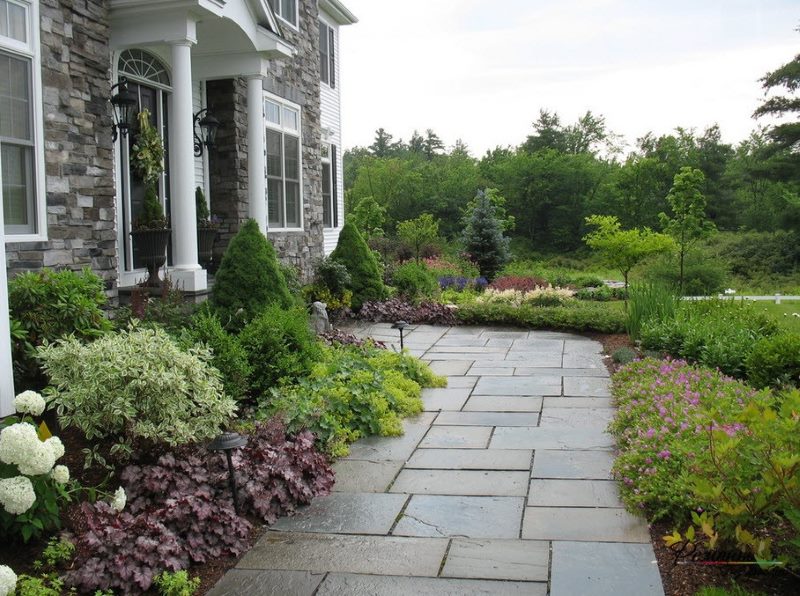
left=754, top=301, right=800, bottom=333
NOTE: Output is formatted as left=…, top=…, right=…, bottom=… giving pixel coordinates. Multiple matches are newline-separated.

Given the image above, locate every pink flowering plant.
left=610, top=358, right=765, bottom=521
left=611, top=358, right=800, bottom=569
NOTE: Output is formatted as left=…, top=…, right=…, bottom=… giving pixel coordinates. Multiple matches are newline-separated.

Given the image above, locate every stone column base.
left=167, top=266, right=208, bottom=293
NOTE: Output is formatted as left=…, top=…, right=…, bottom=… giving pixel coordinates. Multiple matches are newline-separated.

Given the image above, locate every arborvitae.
left=330, top=221, right=385, bottom=310
left=212, top=219, right=292, bottom=327
left=462, top=190, right=511, bottom=281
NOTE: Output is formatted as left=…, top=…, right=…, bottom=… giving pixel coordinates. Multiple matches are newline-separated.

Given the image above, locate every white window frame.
left=321, top=143, right=339, bottom=229
left=319, top=18, right=335, bottom=88
left=264, top=92, right=303, bottom=231
left=269, top=0, right=299, bottom=30
left=1, top=0, right=46, bottom=242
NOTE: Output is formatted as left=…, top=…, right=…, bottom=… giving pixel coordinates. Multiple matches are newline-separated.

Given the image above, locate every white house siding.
left=319, top=12, right=344, bottom=256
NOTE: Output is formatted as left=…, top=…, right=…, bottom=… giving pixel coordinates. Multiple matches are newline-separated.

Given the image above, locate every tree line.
left=343, top=50, right=800, bottom=254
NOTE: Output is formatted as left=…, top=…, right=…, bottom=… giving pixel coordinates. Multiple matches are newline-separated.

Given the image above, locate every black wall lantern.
left=110, top=77, right=138, bottom=142
left=193, top=107, right=220, bottom=157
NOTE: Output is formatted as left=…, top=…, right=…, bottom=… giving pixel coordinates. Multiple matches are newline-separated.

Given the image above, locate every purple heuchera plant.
left=66, top=419, right=334, bottom=594
left=357, top=298, right=458, bottom=325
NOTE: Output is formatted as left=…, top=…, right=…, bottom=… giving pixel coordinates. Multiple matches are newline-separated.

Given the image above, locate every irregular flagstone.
left=522, top=507, right=650, bottom=542
left=207, top=569, right=325, bottom=596
left=550, top=541, right=664, bottom=596
left=441, top=538, right=550, bottom=581
left=563, top=376, right=612, bottom=397
left=490, top=426, right=614, bottom=450
left=419, top=425, right=492, bottom=449
left=532, top=449, right=615, bottom=480
left=434, top=411, right=540, bottom=427
left=406, top=448, right=533, bottom=471
left=270, top=493, right=408, bottom=535
left=422, top=387, right=471, bottom=411
left=393, top=495, right=525, bottom=539
left=528, top=479, right=623, bottom=507
left=332, top=460, right=403, bottom=493
left=236, top=532, right=448, bottom=577
left=316, top=573, right=543, bottom=595
left=389, top=469, right=529, bottom=496
left=543, top=397, right=613, bottom=408
left=540, top=407, right=614, bottom=429
left=474, top=376, right=561, bottom=396
left=463, top=396, right=543, bottom=412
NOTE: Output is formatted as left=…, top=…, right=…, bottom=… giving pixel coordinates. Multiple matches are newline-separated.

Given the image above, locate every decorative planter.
left=197, top=227, right=217, bottom=269
left=130, top=228, right=171, bottom=287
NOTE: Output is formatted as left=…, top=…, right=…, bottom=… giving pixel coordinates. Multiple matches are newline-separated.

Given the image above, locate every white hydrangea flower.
left=51, top=464, right=70, bottom=485
left=0, top=476, right=36, bottom=515
left=110, top=487, right=126, bottom=512
left=0, top=565, right=16, bottom=596
left=0, top=423, right=40, bottom=466
left=16, top=440, right=56, bottom=476
left=45, top=436, right=65, bottom=461
left=13, top=390, right=46, bottom=417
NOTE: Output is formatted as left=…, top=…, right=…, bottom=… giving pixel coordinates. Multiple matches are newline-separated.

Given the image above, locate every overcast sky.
left=338, top=0, right=798, bottom=156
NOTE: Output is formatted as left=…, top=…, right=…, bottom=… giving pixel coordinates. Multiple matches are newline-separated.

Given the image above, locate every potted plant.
left=196, top=186, right=218, bottom=269
left=130, top=109, right=170, bottom=288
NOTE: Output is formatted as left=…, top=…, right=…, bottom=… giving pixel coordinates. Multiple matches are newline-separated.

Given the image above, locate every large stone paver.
left=441, top=538, right=550, bottom=581
left=271, top=493, right=407, bottom=535
left=528, top=479, right=622, bottom=507
left=434, top=411, right=540, bottom=427
left=564, top=376, right=612, bottom=397
left=393, top=495, right=525, bottom=538
left=419, top=425, right=492, bottom=448
left=490, top=426, right=614, bottom=450
left=207, top=569, right=324, bottom=596
left=550, top=541, right=664, bottom=596
left=390, top=469, right=529, bottom=496
left=236, top=532, right=447, bottom=577
left=463, top=395, right=543, bottom=412
left=473, top=376, right=561, bottom=396
left=332, top=460, right=403, bottom=493
left=421, top=387, right=471, bottom=411
left=316, top=573, right=543, bottom=595
left=532, top=449, right=615, bottom=479
left=406, top=448, right=532, bottom=470
left=522, top=507, right=650, bottom=542
left=540, top=407, right=615, bottom=429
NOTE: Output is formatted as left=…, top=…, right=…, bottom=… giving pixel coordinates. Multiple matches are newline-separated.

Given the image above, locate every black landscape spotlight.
left=391, top=320, right=409, bottom=351
left=208, top=431, right=248, bottom=515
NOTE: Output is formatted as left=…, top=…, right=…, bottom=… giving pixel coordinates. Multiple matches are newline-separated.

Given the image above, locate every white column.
left=167, top=40, right=206, bottom=292
left=247, top=76, right=267, bottom=234
left=0, top=159, right=15, bottom=415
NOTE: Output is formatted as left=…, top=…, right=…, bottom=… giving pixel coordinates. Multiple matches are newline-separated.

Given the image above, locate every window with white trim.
left=319, top=20, right=335, bottom=88
left=267, top=0, right=297, bottom=28
left=265, top=97, right=302, bottom=229
left=322, top=143, right=338, bottom=228
left=1, top=0, right=43, bottom=238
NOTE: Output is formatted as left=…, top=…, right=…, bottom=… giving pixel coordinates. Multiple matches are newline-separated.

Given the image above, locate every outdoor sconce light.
left=391, top=320, right=409, bottom=351
left=208, top=431, right=248, bottom=515
left=193, top=107, right=220, bottom=157
left=110, top=77, right=138, bottom=142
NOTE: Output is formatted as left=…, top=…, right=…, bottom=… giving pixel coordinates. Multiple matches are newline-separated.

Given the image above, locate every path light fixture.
left=110, top=77, right=137, bottom=142
left=208, top=431, right=248, bottom=515
left=193, top=107, right=220, bottom=157
left=391, top=320, right=409, bottom=351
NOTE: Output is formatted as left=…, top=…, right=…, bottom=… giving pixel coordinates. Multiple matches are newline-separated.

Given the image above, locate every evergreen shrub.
left=238, top=304, right=322, bottom=396
left=391, top=263, right=438, bottom=303
left=746, top=332, right=800, bottom=389
left=330, top=221, right=385, bottom=310
left=9, top=268, right=111, bottom=390
left=462, top=190, right=510, bottom=281
left=212, top=219, right=292, bottom=327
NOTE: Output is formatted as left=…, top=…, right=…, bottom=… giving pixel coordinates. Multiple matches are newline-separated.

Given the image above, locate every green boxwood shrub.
left=391, top=263, right=438, bottom=303
left=457, top=301, right=626, bottom=333
left=37, top=326, right=236, bottom=461
left=9, top=268, right=112, bottom=390
left=212, top=219, right=292, bottom=327
left=179, top=309, right=252, bottom=401
left=330, top=221, right=386, bottom=310
left=746, top=332, right=800, bottom=389
left=238, top=304, right=322, bottom=397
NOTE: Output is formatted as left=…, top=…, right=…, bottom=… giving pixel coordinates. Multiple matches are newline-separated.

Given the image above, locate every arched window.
left=117, top=49, right=170, bottom=87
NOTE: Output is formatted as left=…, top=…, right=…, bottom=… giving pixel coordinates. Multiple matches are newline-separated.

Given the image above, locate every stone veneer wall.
left=4, top=0, right=117, bottom=298
left=208, top=0, right=324, bottom=281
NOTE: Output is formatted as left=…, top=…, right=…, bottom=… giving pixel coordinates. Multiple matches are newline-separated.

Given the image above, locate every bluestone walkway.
left=210, top=324, right=665, bottom=596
